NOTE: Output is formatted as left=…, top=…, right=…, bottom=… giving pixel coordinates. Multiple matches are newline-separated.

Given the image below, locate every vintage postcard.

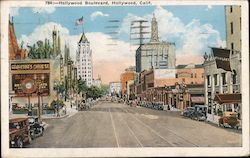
left=1, top=0, right=249, bottom=157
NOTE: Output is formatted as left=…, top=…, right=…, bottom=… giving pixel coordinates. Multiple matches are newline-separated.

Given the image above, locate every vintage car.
left=191, top=105, right=207, bottom=121
left=9, top=117, right=31, bottom=148
left=218, top=112, right=240, bottom=129
left=28, top=116, right=44, bottom=139
left=181, top=107, right=195, bottom=118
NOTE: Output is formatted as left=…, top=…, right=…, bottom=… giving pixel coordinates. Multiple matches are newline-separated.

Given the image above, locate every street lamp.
left=34, top=74, right=45, bottom=123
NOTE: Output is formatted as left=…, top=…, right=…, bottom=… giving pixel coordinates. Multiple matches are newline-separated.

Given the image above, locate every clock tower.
left=150, top=13, right=159, bottom=43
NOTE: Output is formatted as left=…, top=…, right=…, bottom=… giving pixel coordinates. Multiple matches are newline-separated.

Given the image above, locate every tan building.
left=136, top=64, right=204, bottom=110
left=225, top=6, right=241, bottom=53
left=120, top=69, right=136, bottom=96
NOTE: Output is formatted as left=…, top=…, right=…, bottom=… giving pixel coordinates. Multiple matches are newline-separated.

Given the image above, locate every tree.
left=27, top=39, right=52, bottom=59
left=86, top=86, right=101, bottom=99
left=53, top=80, right=65, bottom=98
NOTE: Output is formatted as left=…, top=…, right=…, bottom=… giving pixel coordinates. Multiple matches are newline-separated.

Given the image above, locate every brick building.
left=9, top=19, right=27, bottom=60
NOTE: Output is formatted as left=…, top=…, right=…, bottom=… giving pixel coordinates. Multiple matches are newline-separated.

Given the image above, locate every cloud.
left=120, top=6, right=225, bottom=65
left=206, top=5, right=213, bottom=11
left=90, top=11, right=109, bottom=20
left=18, top=22, right=133, bottom=84
left=10, top=7, right=20, bottom=17
left=32, top=7, right=56, bottom=14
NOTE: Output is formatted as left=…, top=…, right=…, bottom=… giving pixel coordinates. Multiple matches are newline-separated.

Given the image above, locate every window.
left=230, top=22, right=233, bottom=34
left=191, top=74, right=193, bottom=78
left=232, top=70, right=237, bottom=84
left=240, top=17, right=241, bottom=30
left=222, top=73, right=227, bottom=85
left=194, top=73, right=197, bottom=78
left=231, top=43, right=234, bottom=54
left=207, top=75, right=211, bottom=86
left=230, top=6, right=233, bottom=13
left=214, top=74, right=218, bottom=86
left=176, top=74, right=178, bottom=78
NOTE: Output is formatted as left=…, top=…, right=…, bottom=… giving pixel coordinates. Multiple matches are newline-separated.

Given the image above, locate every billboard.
left=10, top=62, right=50, bottom=97
left=154, top=69, right=176, bottom=79
left=12, top=73, right=50, bottom=97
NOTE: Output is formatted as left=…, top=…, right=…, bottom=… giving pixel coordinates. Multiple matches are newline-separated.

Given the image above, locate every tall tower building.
left=225, top=6, right=241, bottom=53
left=76, top=32, right=93, bottom=87
left=52, top=27, right=57, bottom=58
left=135, top=14, right=176, bottom=73
left=150, top=14, right=159, bottom=43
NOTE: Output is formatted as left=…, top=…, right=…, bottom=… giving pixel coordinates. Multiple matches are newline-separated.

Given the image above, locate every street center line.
left=122, top=108, right=177, bottom=147
left=109, top=108, right=120, bottom=147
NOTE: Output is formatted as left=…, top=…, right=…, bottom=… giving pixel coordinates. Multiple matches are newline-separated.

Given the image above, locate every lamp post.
left=34, top=74, right=45, bottom=123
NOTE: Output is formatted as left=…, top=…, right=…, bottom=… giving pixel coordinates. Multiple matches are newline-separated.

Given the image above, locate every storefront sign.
left=11, top=63, right=50, bottom=71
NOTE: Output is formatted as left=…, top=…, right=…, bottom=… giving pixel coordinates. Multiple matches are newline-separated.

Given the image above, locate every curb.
left=42, top=114, right=69, bottom=120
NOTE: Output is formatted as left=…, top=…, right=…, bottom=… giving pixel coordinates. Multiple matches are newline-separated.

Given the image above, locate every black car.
left=190, top=105, right=207, bottom=121
left=28, top=116, right=44, bottom=139
left=182, top=107, right=195, bottom=118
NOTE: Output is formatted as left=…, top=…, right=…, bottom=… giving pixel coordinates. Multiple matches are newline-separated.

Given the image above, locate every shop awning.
left=191, top=96, right=204, bottom=103
left=214, top=93, right=241, bottom=104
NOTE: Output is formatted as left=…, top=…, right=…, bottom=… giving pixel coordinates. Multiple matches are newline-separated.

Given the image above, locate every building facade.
left=93, top=77, right=102, bottom=88
left=203, top=5, right=241, bottom=124
left=135, top=14, right=175, bottom=73
left=76, top=32, right=93, bottom=87
left=109, top=82, right=121, bottom=97
left=120, top=69, right=136, bottom=96
left=9, top=19, right=27, bottom=60
left=136, top=64, right=204, bottom=110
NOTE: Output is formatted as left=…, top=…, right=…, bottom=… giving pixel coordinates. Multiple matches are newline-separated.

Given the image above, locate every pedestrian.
left=71, top=104, right=72, bottom=108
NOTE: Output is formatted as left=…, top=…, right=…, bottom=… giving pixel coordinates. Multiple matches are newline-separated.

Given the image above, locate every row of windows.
left=207, top=71, right=237, bottom=86
left=82, top=59, right=92, bottom=62
left=176, top=73, right=203, bottom=78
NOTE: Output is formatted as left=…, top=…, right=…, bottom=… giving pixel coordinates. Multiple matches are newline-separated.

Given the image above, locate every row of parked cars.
left=9, top=116, right=45, bottom=148
left=132, top=101, right=165, bottom=110
left=78, top=98, right=99, bottom=111
left=181, top=105, right=241, bottom=129
left=181, top=105, right=207, bottom=121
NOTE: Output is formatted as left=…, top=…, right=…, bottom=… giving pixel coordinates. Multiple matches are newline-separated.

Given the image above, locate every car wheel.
left=17, top=138, right=23, bottom=148
left=41, top=128, right=44, bottom=136
left=223, top=123, right=226, bottom=128
left=28, top=136, right=32, bottom=144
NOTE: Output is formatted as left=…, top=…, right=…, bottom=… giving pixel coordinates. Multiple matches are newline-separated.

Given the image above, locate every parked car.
left=218, top=112, right=240, bottom=129
left=181, top=107, right=195, bottom=118
left=191, top=105, right=207, bottom=121
left=28, top=116, right=44, bottom=139
left=9, top=117, right=31, bottom=148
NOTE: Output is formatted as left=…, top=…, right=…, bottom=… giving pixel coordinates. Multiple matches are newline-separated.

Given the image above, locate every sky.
left=10, top=5, right=226, bottom=84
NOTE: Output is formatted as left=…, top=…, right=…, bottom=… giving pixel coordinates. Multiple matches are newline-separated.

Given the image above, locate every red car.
left=9, top=117, right=31, bottom=148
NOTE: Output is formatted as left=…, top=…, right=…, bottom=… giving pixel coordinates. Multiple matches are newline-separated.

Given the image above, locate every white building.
left=135, top=14, right=176, bottom=73
left=109, top=82, right=121, bottom=96
left=76, top=32, right=93, bottom=87
left=93, top=78, right=102, bottom=88
left=203, top=6, right=242, bottom=124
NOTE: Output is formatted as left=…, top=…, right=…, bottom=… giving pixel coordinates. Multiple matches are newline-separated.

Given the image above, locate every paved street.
left=28, top=101, right=242, bottom=148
